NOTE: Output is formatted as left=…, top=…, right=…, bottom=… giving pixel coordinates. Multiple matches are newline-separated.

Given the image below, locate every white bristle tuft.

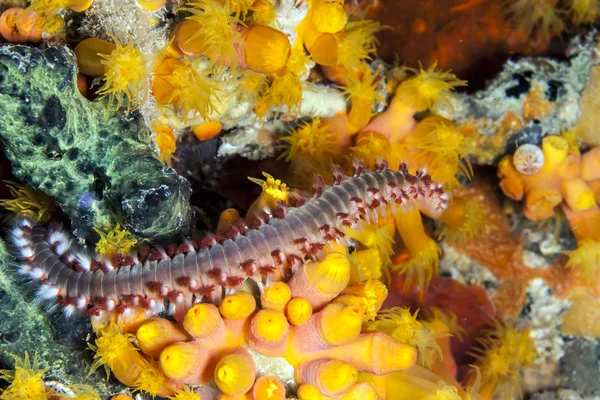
left=75, top=254, right=92, bottom=270
left=36, top=285, right=60, bottom=301
left=48, top=230, right=68, bottom=245
left=120, top=307, right=133, bottom=319
left=53, top=239, right=71, bottom=256
left=28, top=267, right=45, bottom=280
left=16, top=264, right=32, bottom=275
left=19, top=246, right=34, bottom=259
left=103, top=260, right=115, bottom=271
left=18, top=218, right=33, bottom=228
left=105, top=299, right=116, bottom=312
left=76, top=297, right=88, bottom=309
left=167, top=303, right=176, bottom=315
left=62, top=304, right=76, bottom=318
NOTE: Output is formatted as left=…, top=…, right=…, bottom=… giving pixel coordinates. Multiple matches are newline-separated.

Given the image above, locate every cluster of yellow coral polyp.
left=498, top=134, right=600, bottom=282
left=88, top=247, right=418, bottom=398
left=278, top=61, right=482, bottom=293
left=91, top=239, right=515, bottom=399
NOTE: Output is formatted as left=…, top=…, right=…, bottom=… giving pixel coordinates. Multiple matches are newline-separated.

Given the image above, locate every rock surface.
left=0, top=45, right=193, bottom=241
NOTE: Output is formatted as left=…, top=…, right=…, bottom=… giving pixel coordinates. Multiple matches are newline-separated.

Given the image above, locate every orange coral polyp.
left=96, top=36, right=149, bottom=114
left=183, top=303, right=224, bottom=339
left=524, top=188, right=562, bottom=220
left=0, top=8, right=28, bottom=44
left=136, top=318, right=189, bottom=357
left=138, top=0, right=166, bottom=11
left=214, top=348, right=256, bottom=396
left=262, top=281, right=293, bottom=312
left=286, top=297, right=314, bottom=326
left=74, top=38, right=117, bottom=76
left=159, top=342, right=212, bottom=384
left=177, top=1, right=243, bottom=68
left=308, top=32, right=339, bottom=66
left=242, top=24, right=291, bottom=73
left=253, top=375, right=286, bottom=400
left=395, top=62, right=466, bottom=112
left=320, top=304, right=363, bottom=346
left=311, top=0, right=347, bottom=33
left=219, top=291, right=257, bottom=320
left=152, top=57, right=219, bottom=119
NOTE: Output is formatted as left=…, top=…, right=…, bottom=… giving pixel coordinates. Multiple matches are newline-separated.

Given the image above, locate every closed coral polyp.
left=136, top=318, right=189, bottom=357
left=311, top=0, right=347, bottom=33
left=248, top=309, right=290, bottom=357
left=219, top=291, right=257, bottom=320
left=213, top=348, right=256, bottom=395
left=286, top=297, right=313, bottom=326
left=182, top=303, right=224, bottom=339
left=262, top=281, right=293, bottom=312
left=253, top=375, right=286, bottom=400
left=242, top=24, right=291, bottom=73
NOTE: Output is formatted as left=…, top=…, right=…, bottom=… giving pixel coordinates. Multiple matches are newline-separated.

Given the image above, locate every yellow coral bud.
left=138, top=0, right=166, bottom=11
left=541, top=135, right=568, bottom=170
left=524, top=188, right=562, bottom=220
left=192, top=121, right=222, bottom=141
left=251, top=309, right=289, bottom=343
left=562, top=179, right=596, bottom=212
left=252, top=375, right=286, bottom=400
left=308, top=252, right=351, bottom=294
left=183, top=303, right=223, bottom=338
left=312, top=0, right=347, bottom=33
left=319, top=360, right=358, bottom=396
left=217, top=208, right=242, bottom=235
left=159, top=342, right=209, bottom=383
left=214, top=348, right=256, bottom=396
left=110, top=395, right=134, bottom=400
left=297, top=384, right=323, bottom=400
left=286, top=297, right=313, bottom=326
left=74, top=38, right=116, bottom=76
left=262, top=282, right=292, bottom=312
left=136, top=318, right=189, bottom=357
left=220, top=291, right=256, bottom=320
left=308, top=32, right=339, bottom=66
left=248, top=309, right=290, bottom=357
left=342, top=382, right=379, bottom=400
left=243, top=25, right=291, bottom=73
left=321, top=304, right=363, bottom=345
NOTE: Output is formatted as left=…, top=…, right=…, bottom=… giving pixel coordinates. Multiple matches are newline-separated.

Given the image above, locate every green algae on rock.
left=0, top=45, right=193, bottom=240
